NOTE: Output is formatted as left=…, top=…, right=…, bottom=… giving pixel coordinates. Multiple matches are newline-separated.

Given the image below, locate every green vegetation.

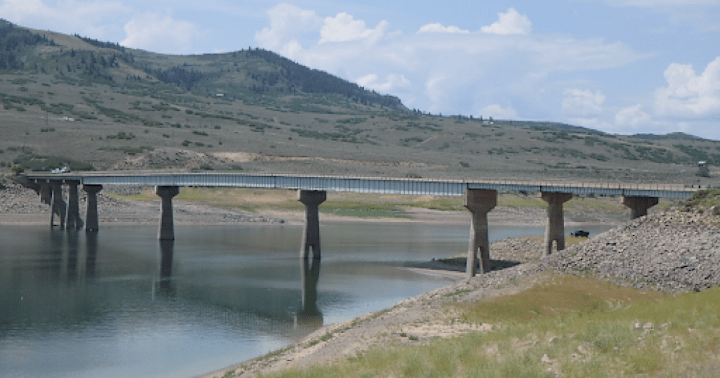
left=0, top=19, right=717, bottom=185
left=255, top=275, right=720, bottom=378
left=12, top=154, right=94, bottom=171
left=678, top=189, right=720, bottom=214
left=99, top=146, right=154, bottom=155
left=106, top=131, right=135, bottom=140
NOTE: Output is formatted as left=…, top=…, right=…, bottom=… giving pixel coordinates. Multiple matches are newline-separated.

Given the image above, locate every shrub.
left=9, top=164, right=24, bottom=175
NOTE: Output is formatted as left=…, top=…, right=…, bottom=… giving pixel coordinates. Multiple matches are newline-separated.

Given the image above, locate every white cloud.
left=0, top=0, right=47, bottom=19
left=654, top=57, right=720, bottom=118
left=480, top=8, right=532, bottom=35
left=417, top=23, right=469, bottom=34
left=254, top=3, right=322, bottom=51
left=253, top=4, right=650, bottom=128
left=320, top=13, right=388, bottom=44
left=480, top=104, right=518, bottom=119
left=0, top=0, right=129, bottom=40
left=615, top=104, right=652, bottom=130
left=121, top=13, right=202, bottom=54
left=562, top=89, right=605, bottom=116
left=356, top=73, right=411, bottom=93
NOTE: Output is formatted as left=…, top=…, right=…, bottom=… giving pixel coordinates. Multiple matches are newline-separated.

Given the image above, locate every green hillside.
left=0, top=19, right=718, bottom=185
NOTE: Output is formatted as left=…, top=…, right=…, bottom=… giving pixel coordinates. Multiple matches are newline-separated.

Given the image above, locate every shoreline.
left=0, top=183, right=624, bottom=228
left=193, top=233, right=600, bottom=378
left=1, top=183, right=619, bottom=377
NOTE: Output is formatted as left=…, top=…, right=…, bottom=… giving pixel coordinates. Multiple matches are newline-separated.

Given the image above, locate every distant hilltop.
left=0, top=19, right=718, bottom=183
left=0, top=19, right=406, bottom=111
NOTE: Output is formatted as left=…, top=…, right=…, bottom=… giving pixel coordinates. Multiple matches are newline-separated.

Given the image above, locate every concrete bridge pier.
left=50, top=181, right=66, bottom=229
left=83, top=185, right=103, bottom=232
left=156, top=186, right=180, bottom=241
left=464, top=189, right=497, bottom=278
left=541, top=192, right=573, bottom=257
left=622, top=196, right=659, bottom=219
left=66, top=181, right=82, bottom=230
left=298, top=190, right=326, bottom=260
left=40, top=181, right=51, bottom=205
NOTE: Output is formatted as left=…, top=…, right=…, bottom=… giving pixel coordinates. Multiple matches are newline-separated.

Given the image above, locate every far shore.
left=0, top=192, right=611, bottom=228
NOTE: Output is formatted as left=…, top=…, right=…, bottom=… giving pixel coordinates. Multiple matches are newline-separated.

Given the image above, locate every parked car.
left=570, top=229, right=590, bottom=237
left=51, top=166, right=70, bottom=174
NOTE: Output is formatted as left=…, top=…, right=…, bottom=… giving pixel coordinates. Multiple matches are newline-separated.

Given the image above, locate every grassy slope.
left=257, top=275, right=720, bottom=378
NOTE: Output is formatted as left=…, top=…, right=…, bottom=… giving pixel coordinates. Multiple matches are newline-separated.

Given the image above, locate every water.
left=0, top=222, right=612, bottom=378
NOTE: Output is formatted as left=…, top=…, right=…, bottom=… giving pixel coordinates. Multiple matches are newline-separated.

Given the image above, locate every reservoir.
left=0, top=222, right=612, bottom=377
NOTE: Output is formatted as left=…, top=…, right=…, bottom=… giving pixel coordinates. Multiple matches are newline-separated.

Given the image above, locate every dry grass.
left=253, top=275, right=720, bottom=378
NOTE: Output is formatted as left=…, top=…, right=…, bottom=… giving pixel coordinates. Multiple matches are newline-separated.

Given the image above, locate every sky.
left=1, top=0, right=719, bottom=140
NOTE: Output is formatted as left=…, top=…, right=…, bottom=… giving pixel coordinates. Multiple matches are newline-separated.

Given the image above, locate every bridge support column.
left=83, top=185, right=103, bottom=232
left=298, top=190, right=326, bottom=260
left=622, top=196, right=659, bottom=219
left=464, top=189, right=497, bottom=278
left=40, top=181, right=51, bottom=204
left=156, top=186, right=180, bottom=241
left=541, top=192, right=573, bottom=257
left=50, top=182, right=66, bottom=229
left=66, top=181, right=81, bottom=230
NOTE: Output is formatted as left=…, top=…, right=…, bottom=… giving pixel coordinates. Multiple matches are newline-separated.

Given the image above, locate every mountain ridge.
left=0, top=20, right=717, bottom=185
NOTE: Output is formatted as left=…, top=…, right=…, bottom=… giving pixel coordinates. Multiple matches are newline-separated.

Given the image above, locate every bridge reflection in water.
left=37, top=230, right=325, bottom=332
left=21, top=172, right=702, bottom=280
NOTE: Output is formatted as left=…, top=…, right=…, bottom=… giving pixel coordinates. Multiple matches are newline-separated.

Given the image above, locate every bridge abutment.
left=298, top=190, right=326, bottom=260
left=464, top=189, right=497, bottom=278
left=622, top=196, right=659, bottom=219
left=83, top=185, right=103, bottom=232
left=541, top=192, right=573, bottom=257
left=156, top=186, right=180, bottom=241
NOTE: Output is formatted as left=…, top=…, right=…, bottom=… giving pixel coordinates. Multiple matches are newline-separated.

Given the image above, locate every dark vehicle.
left=570, top=230, right=590, bottom=237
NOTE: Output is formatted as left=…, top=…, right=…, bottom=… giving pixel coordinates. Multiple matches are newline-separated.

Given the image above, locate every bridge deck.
left=26, top=172, right=701, bottom=199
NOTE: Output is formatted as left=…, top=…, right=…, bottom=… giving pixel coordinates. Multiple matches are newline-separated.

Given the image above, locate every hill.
left=0, top=20, right=718, bottom=185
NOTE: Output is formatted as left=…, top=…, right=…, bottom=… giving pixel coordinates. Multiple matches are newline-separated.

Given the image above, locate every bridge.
left=20, top=172, right=702, bottom=279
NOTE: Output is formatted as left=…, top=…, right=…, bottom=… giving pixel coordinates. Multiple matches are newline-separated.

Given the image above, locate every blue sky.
left=2, top=0, right=718, bottom=140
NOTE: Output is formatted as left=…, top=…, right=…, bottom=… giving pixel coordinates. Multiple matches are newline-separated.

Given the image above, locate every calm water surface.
left=0, top=222, right=612, bottom=378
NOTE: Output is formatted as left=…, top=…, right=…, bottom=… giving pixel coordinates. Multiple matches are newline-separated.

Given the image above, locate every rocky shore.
left=201, top=197, right=720, bottom=378
left=543, top=209, right=720, bottom=293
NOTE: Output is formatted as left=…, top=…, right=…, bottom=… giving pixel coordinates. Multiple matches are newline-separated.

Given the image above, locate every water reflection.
left=158, top=240, right=176, bottom=296
left=85, top=231, right=97, bottom=279
left=295, top=257, right=322, bottom=328
left=66, top=230, right=79, bottom=282
left=2, top=223, right=498, bottom=378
